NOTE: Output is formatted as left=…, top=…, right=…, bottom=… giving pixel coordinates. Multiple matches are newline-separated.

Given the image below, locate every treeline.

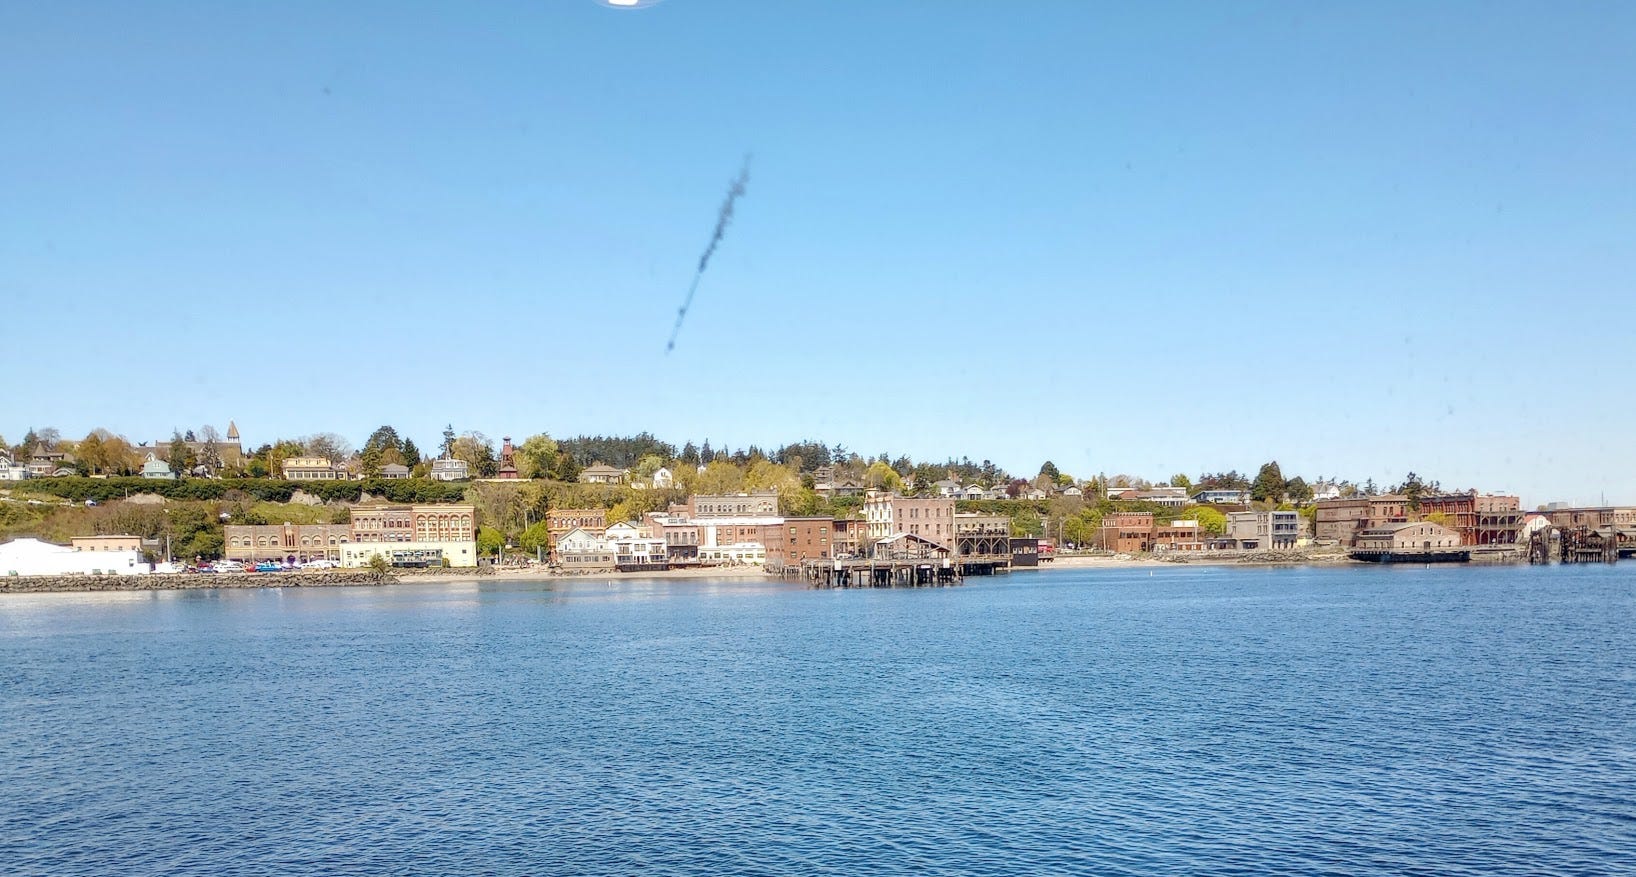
left=8, top=477, right=468, bottom=505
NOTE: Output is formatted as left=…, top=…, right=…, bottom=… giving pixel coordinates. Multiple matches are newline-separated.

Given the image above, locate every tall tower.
left=498, top=436, right=519, bottom=479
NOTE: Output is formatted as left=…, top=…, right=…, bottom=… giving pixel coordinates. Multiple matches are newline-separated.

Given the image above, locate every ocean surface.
left=2, top=564, right=1634, bottom=876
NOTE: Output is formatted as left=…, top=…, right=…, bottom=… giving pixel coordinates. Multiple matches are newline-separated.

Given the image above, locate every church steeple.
left=226, top=420, right=239, bottom=441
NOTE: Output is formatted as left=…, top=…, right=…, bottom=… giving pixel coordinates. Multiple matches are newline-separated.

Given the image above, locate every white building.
left=651, top=467, right=674, bottom=489
left=430, top=458, right=470, bottom=481
left=0, top=538, right=149, bottom=576
left=0, top=455, right=29, bottom=481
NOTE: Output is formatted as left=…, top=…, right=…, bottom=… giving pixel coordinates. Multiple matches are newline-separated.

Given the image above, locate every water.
left=2, top=564, right=1634, bottom=876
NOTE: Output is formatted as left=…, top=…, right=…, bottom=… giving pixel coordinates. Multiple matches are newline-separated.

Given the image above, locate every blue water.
left=2, top=564, right=1634, bottom=875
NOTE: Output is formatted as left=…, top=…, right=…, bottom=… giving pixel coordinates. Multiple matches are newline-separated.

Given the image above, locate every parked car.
left=254, top=561, right=282, bottom=573
left=209, top=560, right=245, bottom=574
left=301, top=559, right=338, bottom=570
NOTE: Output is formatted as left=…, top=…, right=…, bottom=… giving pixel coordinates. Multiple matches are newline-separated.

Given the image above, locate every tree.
left=515, top=434, right=563, bottom=480
left=694, top=460, right=745, bottom=495
left=1038, top=461, right=1061, bottom=483
left=1170, top=473, right=1193, bottom=490
left=168, top=432, right=195, bottom=479
left=441, top=424, right=457, bottom=458
left=477, top=526, right=504, bottom=557
left=401, top=439, right=423, bottom=469
left=451, top=433, right=497, bottom=477
left=1396, top=472, right=1427, bottom=510
left=1251, top=461, right=1286, bottom=504
left=1189, top=506, right=1228, bottom=537
left=518, top=520, right=553, bottom=557
left=1285, top=476, right=1313, bottom=505
left=680, top=442, right=700, bottom=466
left=864, top=461, right=903, bottom=492
left=367, top=552, right=393, bottom=581
left=304, top=433, right=352, bottom=463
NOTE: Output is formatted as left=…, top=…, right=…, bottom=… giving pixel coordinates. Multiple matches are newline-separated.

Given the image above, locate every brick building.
left=863, top=492, right=956, bottom=544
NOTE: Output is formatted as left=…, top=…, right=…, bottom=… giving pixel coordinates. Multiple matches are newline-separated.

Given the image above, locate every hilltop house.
left=578, top=463, right=627, bottom=485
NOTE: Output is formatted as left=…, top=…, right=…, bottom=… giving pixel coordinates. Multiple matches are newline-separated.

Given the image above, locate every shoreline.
left=2, top=549, right=1525, bottom=594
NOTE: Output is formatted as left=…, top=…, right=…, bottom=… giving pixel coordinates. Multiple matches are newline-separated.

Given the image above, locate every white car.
left=210, top=560, right=246, bottom=574
left=301, top=559, right=338, bottom=570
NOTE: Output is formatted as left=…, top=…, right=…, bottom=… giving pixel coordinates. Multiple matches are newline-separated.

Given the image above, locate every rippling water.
left=3, top=564, right=1634, bottom=875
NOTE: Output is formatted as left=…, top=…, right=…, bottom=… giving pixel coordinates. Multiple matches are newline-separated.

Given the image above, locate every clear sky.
left=3, top=1, right=1632, bottom=505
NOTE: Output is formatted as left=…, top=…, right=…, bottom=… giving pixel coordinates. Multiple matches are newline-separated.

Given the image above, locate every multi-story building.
left=832, top=518, right=870, bottom=558
left=1152, top=519, right=1205, bottom=552
left=1474, top=494, right=1524, bottom=545
left=762, top=517, right=836, bottom=569
left=1543, top=506, right=1636, bottom=530
left=1314, top=495, right=1410, bottom=545
left=146, top=421, right=245, bottom=469
left=1098, top=511, right=1154, bottom=553
left=863, top=492, right=956, bottom=544
left=548, top=508, right=607, bottom=544
left=0, top=454, right=29, bottom=481
left=225, top=523, right=354, bottom=563
left=691, top=491, right=779, bottom=517
left=643, top=511, right=702, bottom=562
left=1226, top=510, right=1304, bottom=549
left=430, top=457, right=470, bottom=481
left=225, top=504, right=477, bottom=567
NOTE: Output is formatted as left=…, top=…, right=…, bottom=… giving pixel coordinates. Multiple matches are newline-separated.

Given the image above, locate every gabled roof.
left=874, top=532, right=950, bottom=551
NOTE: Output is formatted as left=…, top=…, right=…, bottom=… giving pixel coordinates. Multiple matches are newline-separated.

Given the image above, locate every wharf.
left=777, top=553, right=1014, bottom=588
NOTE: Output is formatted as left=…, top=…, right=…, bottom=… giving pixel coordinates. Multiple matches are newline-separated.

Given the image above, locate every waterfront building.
left=429, top=457, right=470, bottom=481
left=1226, top=510, right=1304, bottom=549
left=863, top=491, right=955, bottom=543
left=0, top=538, right=148, bottom=576
left=1097, top=511, right=1154, bottom=553
left=604, top=522, right=642, bottom=540
left=555, top=527, right=615, bottom=571
left=1314, top=495, right=1410, bottom=545
left=690, top=491, right=779, bottom=517
left=952, top=513, right=1010, bottom=560
left=548, top=508, right=607, bottom=543
left=1152, top=519, right=1206, bottom=552
left=642, top=511, right=702, bottom=562
left=225, top=523, right=353, bottom=563
left=763, top=517, right=836, bottom=569
left=71, top=535, right=143, bottom=553
left=1355, top=521, right=1461, bottom=552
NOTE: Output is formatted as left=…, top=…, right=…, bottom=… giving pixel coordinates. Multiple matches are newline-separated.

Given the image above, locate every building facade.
left=863, top=492, right=956, bottom=543
left=548, top=508, right=607, bottom=543
left=430, top=458, right=470, bottom=481
left=1098, top=511, right=1155, bottom=553
left=1355, top=521, right=1461, bottom=551
left=762, top=517, right=836, bottom=569
left=690, top=491, right=779, bottom=517
left=282, top=457, right=342, bottom=480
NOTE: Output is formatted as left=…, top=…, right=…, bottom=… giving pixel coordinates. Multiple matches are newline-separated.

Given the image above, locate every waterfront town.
left=0, top=421, right=1630, bottom=580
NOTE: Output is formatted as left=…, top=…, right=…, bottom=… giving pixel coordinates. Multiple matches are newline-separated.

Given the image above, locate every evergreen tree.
left=1251, top=461, right=1286, bottom=503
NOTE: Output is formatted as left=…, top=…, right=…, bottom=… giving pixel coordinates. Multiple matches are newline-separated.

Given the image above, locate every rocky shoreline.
left=0, top=570, right=396, bottom=594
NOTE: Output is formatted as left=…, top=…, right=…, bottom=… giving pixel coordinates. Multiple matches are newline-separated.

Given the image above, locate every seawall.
left=0, top=571, right=396, bottom=594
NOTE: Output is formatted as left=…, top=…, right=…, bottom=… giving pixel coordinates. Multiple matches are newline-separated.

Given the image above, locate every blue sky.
left=3, top=1, right=1632, bottom=505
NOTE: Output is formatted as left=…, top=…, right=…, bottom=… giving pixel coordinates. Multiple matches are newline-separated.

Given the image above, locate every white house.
left=0, top=538, right=149, bottom=576
left=603, top=522, right=642, bottom=541
left=0, top=455, right=29, bottom=481
left=651, top=467, right=674, bottom=489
